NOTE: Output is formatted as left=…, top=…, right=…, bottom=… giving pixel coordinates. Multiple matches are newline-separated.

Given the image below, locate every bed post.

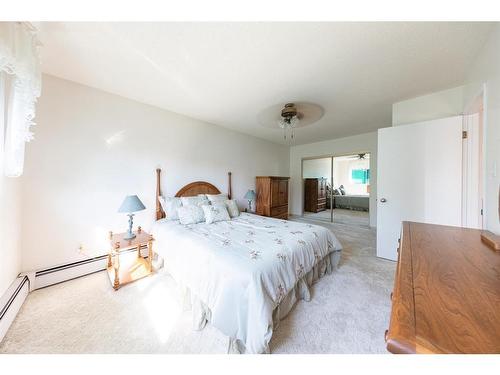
left=228, top=172, right=232, bottom=200
left=156, top=168, right=162, bottom=220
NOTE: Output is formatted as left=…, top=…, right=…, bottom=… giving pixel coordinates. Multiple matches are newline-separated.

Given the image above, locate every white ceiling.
left=38, top=22, right=494, bottom=145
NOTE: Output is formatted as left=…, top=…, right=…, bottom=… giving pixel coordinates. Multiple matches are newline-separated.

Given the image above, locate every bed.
left=151, top=169, right=343, bottom=353
left=333, top=194, right=369, bottom=211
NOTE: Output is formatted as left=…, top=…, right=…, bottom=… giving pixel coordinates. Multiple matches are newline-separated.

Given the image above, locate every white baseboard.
left=0, top=276, right=30, bottom=342
left=34, top=246, right=149, bottom=290
left=0, top=246, right=157, bottom=342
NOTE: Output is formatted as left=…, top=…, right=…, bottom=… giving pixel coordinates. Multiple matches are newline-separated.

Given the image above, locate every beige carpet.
left=303, top=208, right=370, bottom=227
left=0, top=219, right=395, bottom=354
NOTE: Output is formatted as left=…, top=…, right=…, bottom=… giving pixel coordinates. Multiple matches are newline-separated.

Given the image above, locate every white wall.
left=289, top=132, right=378, bottom=227
left=21, top=75, right=289, bottom=271
left=392, top=86, right=464, bottom=126
left=463, top=24, right=500, bottom=235
left=0, top=176, right=22, bottom=297
left=302, top=158, right=331, bottom=180
left=389, top=24, right=500, bottom=235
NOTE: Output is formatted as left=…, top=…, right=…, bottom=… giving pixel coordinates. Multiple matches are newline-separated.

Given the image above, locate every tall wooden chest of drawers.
left=304, top=178, right=327, bottom=213
left=255, top=176, right=289, bottom=220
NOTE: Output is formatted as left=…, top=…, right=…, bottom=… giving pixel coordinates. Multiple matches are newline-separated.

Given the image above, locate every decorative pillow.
left=159, top=196, right=182, bottom=220
left=339, top=185, right=346, bottom=195
left=224, top=199, right=240, bottom=218
left=177, top=205, right=205, bottom=225
left=206, top=193, right=229, bottom=203
left=202, top=204, right=231, bottom=224
left=180, top=196, right=209, bottom=207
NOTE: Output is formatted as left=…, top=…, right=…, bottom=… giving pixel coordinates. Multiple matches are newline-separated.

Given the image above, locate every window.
left=0, top=22, right=41, bottom=177
left=351, top=168, right=370, bottom=184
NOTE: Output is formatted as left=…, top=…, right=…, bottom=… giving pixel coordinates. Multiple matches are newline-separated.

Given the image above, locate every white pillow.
left=180, top=196, right=209, bottom=207
left=206, top=193, right=229, bottom=203
left=177, top=205, right=205, bottom=225
left=224, top=199, right=240, bottom=218
left=202, top=204, right=231, bottom=224
left=159, top=196, right=182, bottom=220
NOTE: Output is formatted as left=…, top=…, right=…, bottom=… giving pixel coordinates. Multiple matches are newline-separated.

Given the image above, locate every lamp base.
left=124, top=213, right=136, bottom=240
left=123, top=231, right=136, bottom=240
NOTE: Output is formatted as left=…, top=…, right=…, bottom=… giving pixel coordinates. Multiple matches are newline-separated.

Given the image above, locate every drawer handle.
left=384, top=329, right=389, bottom=342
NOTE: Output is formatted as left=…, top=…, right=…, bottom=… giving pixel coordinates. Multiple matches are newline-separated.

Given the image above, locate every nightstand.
left=107, top=227, right=154, bottom=290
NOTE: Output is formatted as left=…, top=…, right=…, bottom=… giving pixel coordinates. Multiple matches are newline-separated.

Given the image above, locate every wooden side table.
left=107, top=226, right=154, bottom=290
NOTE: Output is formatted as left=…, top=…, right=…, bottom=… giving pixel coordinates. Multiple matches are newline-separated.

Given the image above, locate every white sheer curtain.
left=0, top=22, right=41, bottom=177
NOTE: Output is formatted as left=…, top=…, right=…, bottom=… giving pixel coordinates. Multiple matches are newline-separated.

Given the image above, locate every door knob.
left=380, top=198, right=387, bottom=203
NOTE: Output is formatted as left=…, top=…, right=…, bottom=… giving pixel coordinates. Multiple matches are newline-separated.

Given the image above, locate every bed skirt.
left=160, top=249, right=341, bottom=354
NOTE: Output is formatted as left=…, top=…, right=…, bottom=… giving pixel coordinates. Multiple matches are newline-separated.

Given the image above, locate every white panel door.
left=377, top=116, right=463, bottom=261
left=462, top=113, right=483, bottom=229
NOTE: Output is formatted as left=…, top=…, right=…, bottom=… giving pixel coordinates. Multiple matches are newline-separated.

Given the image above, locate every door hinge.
left=481, top=208, right=484, bottom=216
left=462, top=130, right=468, bottom=139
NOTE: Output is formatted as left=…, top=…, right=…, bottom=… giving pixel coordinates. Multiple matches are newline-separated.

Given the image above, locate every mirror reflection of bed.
left=302, top=153, right=370, bottom=227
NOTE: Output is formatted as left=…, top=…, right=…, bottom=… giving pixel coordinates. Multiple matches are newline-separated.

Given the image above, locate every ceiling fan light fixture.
left=279, top=102, right=300, bottom=141
left=281, top=102, right=298, bottom=119
left=258, top=101, right=323, bottom=143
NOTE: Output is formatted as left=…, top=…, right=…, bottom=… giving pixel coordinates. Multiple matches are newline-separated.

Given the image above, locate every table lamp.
left=244, top=189, right=256, bottom=212
left=118, top=195, right=146, bottom=240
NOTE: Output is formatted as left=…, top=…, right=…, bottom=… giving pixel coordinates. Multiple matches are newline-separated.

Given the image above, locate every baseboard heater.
left=0, top=276, right=30, bottom=342
left=34, top=245, right=149, bottom=290
left=0, top=246, right=149, bottom=343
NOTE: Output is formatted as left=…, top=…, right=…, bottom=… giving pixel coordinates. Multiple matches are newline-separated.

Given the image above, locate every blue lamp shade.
left=118, top=195, right=146, bottom=213
left=244, top=190, right=256, bottom=201
left=118, top=195, right=145, bottom=240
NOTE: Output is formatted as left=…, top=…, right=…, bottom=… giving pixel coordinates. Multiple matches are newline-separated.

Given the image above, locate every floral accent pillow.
left=206, top=194, right=229, bottom=203
left=159, top=196, right=182, bottom=220
left=180, top=196, right=209, bottom=207
left=177, top=205, right=205, bottom=225
left=224, top=199, right=240, bottom=218
left=205, top=194, right=229, bottom=204
left=202, top=204, right=231, bottom=224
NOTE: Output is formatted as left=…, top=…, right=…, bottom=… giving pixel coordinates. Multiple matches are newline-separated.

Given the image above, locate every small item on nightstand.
left=118, top=195, right=146, bottom=240
left=138, top=226, right=142, bottom=233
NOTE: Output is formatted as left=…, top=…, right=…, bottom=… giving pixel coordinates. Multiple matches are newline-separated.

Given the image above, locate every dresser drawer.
left=271, top=205, right=288, bottom=217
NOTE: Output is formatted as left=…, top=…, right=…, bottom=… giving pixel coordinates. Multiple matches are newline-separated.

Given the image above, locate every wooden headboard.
left=155, top=168, right=232, bottom=220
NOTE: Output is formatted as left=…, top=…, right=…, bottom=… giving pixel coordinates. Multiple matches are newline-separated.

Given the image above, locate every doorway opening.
left=301, top=153, right=371, bottom=227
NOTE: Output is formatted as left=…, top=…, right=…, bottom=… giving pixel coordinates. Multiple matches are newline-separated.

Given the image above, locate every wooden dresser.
left=255, top=176, right=289, bottom=219
left=304, top=178, right=327, bottom=213
left=386, top=222, right=500, bottom=354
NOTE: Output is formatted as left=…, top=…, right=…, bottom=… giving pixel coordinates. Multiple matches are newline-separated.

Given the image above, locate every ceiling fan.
left=346, top=153, right=367, bottom=160
left=257, top=102, right=324, bottom=144
left=278, top=103, right=301, bottom=141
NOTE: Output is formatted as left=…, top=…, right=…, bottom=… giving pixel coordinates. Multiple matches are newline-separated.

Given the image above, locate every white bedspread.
left=152, top=213, right=342, bottom=353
